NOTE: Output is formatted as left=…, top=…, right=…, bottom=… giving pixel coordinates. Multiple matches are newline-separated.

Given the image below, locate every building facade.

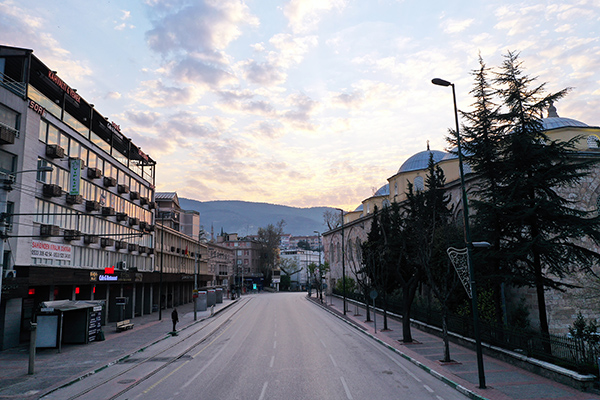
left=217, top=233, right=264, bottom=291
left=0, top=45, right=158, bottom=349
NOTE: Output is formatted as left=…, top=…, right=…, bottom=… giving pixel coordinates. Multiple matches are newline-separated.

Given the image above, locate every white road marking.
left=340, top=376, right=353, bottom=399
left=329, top=354, right=338, bottom=368
left=436, top=396, right=445, bottom=400
left=423, top=384, right=434, bottom=392
left=273, top=341, right=277, bottom=349
left=258, top=381, right=268, bottom=400
left=270, top=355, right=275, bottom=368
left=320, top=339, right=327, bottom=348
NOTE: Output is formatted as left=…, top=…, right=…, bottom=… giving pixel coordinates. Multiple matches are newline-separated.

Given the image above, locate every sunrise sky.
left=2, top=0, right=599, bottom=211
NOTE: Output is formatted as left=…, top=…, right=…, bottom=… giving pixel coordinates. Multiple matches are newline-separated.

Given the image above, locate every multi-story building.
left=217, top=233, right=263, bottom=291
left=0, top=45, right=156, bottom=349
left=207, top=242, right=234, bottom=290
left=279, top=249, right=320, bottom=290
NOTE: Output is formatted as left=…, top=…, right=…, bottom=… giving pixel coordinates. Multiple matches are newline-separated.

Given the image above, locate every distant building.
left=280, top=249, right=320, bottom=290
left=217, top=233, right=264, bottom=291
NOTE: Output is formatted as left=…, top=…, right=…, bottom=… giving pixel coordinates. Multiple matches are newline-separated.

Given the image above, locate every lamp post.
left=432, top=78, right=486, bottom=389
left=313, top=231, right=321, bottom=300
left=333, top=208, right=346, bottom=315
left=0, top=166, right=53, bottom=313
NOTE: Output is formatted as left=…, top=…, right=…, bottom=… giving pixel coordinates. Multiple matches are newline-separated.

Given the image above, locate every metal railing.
left=0, top=71, right=27, bottom=98
left=334, top=289, right=600, bottom=374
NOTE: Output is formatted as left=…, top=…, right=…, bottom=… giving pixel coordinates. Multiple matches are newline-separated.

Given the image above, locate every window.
left=588, top=135, right=600, bottom=149
left=0, top=103, right=19, bottom=131
left=414, top=176, right=424, bottom=191
left=0, top=149, right=16, bottom=175
left=37, top=158, right=51, bottom=182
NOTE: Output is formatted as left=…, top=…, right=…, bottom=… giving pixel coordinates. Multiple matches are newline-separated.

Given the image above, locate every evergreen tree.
left=466, top=51, right=600, bottom=339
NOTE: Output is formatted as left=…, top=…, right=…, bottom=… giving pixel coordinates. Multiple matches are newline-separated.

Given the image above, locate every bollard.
left=29, top=322, right=37, bottom=375
left=211, top=305, right=215, bottom=316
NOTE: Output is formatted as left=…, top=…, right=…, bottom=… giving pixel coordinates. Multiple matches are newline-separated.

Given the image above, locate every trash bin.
left=197, top=291, right=207, bottom=311
left=216, top=288, right=223, bottom=303
left=207, top=289, right=216, bottom=307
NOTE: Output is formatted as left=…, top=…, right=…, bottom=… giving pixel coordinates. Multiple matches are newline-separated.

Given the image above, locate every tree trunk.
left=383, top=293, right=389, bottom=330
left=442, top=307, right=451, bottom=362
left=402, top=287, right=413, bottom=343
left=534, top=253, right=552, bottom=354
left=364, top=289, right=371, bottom=322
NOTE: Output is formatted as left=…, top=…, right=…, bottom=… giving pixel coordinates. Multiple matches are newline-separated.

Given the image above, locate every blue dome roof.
left=398, top=150, right=447, bottom=173
left=542, top=117, right=588, bottom=130
left=373, top=184, right=389, bottom=197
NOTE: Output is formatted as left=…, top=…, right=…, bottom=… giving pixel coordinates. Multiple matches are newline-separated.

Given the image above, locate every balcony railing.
left=0, top=71, right=26, bottom=99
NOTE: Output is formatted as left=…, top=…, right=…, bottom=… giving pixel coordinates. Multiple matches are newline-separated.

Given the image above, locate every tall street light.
left=333, top=208, right=346, bottom=315
left=432, top=78, right=486, bottom=389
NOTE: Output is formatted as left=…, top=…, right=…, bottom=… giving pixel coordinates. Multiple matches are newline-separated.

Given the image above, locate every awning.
left=40, top=300, right=104, bottom=312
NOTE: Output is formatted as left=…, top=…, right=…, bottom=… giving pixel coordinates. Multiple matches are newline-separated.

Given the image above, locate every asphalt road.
left=45, top=292, right=468, bottom=400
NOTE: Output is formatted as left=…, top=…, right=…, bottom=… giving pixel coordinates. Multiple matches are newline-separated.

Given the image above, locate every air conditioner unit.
left=100, top=238, right=114, bottom=248
left=46, top=144, right=65, bottom=159
left=0, top=124, right=17, bottom=145
left=128, top=243, right=139, bottom=252
left=117, top=184, right=129, bottom=194
left=84, top=235, right=98, bottom=244
left=115, top=240, right=127, bottom=250
left=101, top=206, right=115, bottom=216
left=86, top=200, right=101, bottom=211
left=139, top=246, right=147, bottom=254
left=40, top=224, right=60, bottom=237
left=3, top=269, right=16, bottom=278
left=139, top=221, right=148, bottom=231
left=66, top=194, right=83, bottom=204
left=87, top=167, right=102, bottom=179
left=43, top=184, right=62, bottom=197
left=64, top=229, right=82, bottom=241
left=128, top=217, right=140, bottom=226
left=147, top=201, right=156, bottom=210
left=103, top=176, right=117, bottom=187
left=146, top=224, right=155, bottom=232
left=140, top=197, right=149, bottom=205
left=130, top=191, right=140, bottom=200
left=147, top=248, right=155, bottom=255
left=116, top=212, right=128, bottom=222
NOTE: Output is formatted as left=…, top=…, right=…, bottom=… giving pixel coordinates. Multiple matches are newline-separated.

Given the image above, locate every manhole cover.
left=118, top=379, right=136, bottom=384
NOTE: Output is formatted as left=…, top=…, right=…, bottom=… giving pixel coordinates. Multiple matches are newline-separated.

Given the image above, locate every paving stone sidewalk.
left=0, top=298, right=237, bottom=400
left=309, top=294, right=600, bottom=400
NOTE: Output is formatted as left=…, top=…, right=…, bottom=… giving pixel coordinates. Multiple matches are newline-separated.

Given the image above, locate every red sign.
left=105, top=266, right=115, bottom=275
left=47, top=70, right=81, bottom=103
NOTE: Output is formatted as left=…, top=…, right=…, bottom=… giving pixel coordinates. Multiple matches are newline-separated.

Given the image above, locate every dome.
left=354, top=204, right=363, bottom=212
left=542, top=117, right=588, bottom=130
left=542, top=101, right=588, bottom=130
left=398, top=150, right=447, bottom=174
left=373, top=184, right=389, bottom=197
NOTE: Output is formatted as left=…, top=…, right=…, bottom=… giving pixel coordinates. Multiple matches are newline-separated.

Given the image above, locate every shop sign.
left=90, top=272, right=98, bottom=281
left=28, top=99, right=46, bottom=116
left=69, top=158, right=82, bottom=195
left=47, top=70, right=80, bottom=103
left=31, top=240, right=72, bottom=261
left=99, top=275, right=118, bottom=281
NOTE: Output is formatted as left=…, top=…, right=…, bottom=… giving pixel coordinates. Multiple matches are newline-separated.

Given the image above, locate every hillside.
left=178, top=198, right=334, bottom=236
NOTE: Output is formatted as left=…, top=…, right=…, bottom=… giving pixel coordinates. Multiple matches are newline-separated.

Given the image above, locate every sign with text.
left=31, top=240, right=72, bottom=262
left=69, top=158, right=82, bottom=195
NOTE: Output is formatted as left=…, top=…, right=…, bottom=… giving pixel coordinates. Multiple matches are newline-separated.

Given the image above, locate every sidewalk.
left=309, top=294, right=600, bottom=400
left=0, top=297, right=237, bottom=400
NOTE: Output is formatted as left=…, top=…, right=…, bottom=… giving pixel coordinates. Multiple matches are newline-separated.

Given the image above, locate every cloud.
left=131, top=80, right=199, bottom=107
left=242, top=60, right=287, bottom=85
left=106, top=91, right=122, bottom=100
left=145, top=0, right=258, bottom=55
left=281, top=93, right=320, bottom=130
left=170, top=56, right=238, bottom=87
left=125, top=110, right=162, bottom=127
left=283, top=0, right=347, bottom=34
left=441, top=18, right=475, bottom=34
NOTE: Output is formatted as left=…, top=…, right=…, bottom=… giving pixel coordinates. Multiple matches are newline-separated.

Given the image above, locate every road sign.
left=370, top=289, right=378, bottom=300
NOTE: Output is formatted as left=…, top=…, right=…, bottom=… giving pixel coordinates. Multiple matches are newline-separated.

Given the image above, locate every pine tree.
left=471, top=51, right=600, bottom=339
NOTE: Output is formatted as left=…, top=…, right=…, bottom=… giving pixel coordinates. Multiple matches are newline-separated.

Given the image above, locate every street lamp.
left=0, top=166, right=54, bottom=313
left=432, top=77, right=486, bottom=389
left=333, top=208, right=346, bottom=315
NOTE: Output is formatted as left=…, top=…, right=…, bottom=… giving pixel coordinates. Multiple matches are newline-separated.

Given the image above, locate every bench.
left=116, top=319, right=134, bottom=331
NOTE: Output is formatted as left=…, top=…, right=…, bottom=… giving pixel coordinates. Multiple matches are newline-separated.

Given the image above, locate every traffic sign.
left=370, top=289, right=378, bottom=300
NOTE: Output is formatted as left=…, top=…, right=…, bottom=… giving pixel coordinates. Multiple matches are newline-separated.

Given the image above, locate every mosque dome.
left=398, top=149, right=447, bottom=174
left=542, top=102, right=589, bottom=130
left=373, top=184, right=389, bottom=197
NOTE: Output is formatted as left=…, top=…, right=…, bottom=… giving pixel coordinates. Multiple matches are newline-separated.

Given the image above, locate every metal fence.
left=334, top=289, right=599, bottom=374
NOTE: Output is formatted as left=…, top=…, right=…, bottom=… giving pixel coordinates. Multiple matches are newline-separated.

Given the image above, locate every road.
left=44, top=292, right=468, bottom=400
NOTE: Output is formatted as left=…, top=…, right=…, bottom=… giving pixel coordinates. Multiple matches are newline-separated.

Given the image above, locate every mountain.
left=178, top=198, right=334, bottom=236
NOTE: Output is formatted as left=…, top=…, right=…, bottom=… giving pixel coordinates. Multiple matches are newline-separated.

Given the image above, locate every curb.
left=306, top=296, right=488, bottom=400
left=40, top=299, right=240, bottom=399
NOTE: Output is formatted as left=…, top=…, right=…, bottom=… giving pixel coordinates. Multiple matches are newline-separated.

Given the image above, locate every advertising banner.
left=69, top=158, right=82, bottom=195
left=31, top=240, right=72, bottom=262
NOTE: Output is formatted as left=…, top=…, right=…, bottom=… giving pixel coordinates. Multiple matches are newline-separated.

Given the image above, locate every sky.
left=2, top=0, right=600, bottom=211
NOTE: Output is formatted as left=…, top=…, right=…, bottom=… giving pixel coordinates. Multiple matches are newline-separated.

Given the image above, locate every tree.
left=297, top=240, right=311, bottom=250
left=257, top=220, right=286, bottom=286
left=463, top=51, right=600, bottom=339
left=323, top=209, right=342, bottom=230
